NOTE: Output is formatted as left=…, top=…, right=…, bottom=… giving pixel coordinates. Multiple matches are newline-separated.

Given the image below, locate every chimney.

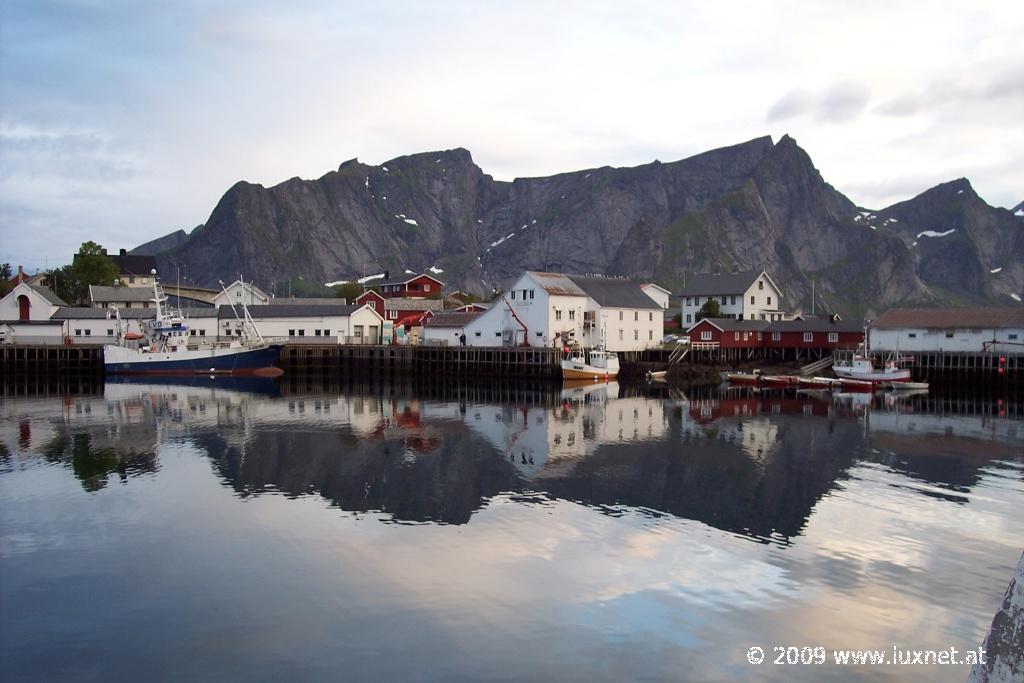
left=119, top=248, right=127, bottom=257
left=384, top=270, right=390, bottom=280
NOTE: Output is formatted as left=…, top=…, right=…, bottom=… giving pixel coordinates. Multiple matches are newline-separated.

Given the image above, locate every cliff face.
left=151, top=136, right=1023, bottom=314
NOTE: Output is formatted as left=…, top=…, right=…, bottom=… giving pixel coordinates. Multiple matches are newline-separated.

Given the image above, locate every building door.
left=368, top=325, right=379, bottom=343
left=17, top=295, right=30, bottom=321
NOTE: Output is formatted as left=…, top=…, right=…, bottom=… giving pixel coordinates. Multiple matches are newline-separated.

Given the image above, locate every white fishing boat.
left=832, top=324, right=911, bottom=383
left=561, top=342, right=619, bottom=380
left=103, top=272, right=285, bottom=376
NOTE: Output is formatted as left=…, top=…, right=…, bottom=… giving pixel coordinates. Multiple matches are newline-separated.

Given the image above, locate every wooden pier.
left=0, top=344, right=104, bottom=375
left=871, top=351, right=1022, bottom=386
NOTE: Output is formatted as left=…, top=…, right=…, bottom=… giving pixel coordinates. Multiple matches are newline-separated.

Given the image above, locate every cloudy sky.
left=1, top=0, right=1021, bottom=270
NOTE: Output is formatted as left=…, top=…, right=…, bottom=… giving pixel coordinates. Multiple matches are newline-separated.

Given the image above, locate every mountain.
left=149, top=136, right=1024, bottom=314
left=129, top=228, right=192, bottom=255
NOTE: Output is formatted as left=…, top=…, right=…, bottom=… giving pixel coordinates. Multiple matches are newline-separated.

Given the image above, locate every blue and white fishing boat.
left=103, top=272, right=284, bottom=376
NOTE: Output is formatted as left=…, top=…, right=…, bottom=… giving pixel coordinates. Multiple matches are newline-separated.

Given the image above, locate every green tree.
left=334, top=282, right=365, bottom=303
left=44, top=242, right=120, bottom=304
left=0, top=263, right=12, bottom=298
left=697, top=298, right=721, bottom=321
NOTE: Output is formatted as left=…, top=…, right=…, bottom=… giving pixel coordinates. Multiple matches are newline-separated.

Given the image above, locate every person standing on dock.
left=459, top=333, right=466, bottom=347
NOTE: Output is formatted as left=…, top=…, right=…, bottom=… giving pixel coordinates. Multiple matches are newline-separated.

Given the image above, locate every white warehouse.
left=462, top=272, right=664, bottom=352
left=870, top=308, right=1024, bottom=355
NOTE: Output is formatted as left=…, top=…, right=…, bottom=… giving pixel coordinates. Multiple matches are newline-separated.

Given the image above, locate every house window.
left=908, top=332, right=917, bottom=338
left=555, top=310, right=562, bottom=321
left=424, top=284, right=431, bottom=292
left=84, top=329, right=91, bottom=336
left=619, top=311, right=623, bottom=321
left=529, top=290, right=535, bottom=300
left=945, top=331, right=954, bottom=338
left=701, top=330, right=712, bottom=341
left=323, top=329, right=329, bottom=336
left=649, top=312, right=653, bottom=321
left=828, top=332, right=838, bottom=342
left=536, top=332, right=542, bottom=337
left=734, top=332, right=740, bottom=340
left=758, top=281, right=763, bottom=290
left=200, top=330, right=206, bottom=336
left=731, top=295, right=737, bottom=305
left=649, top=330, right=653, bottom=340
left=369, top=301, right=377, bottom=310
left=750, top=295, right=755, bottom=305
left=522, top=289, right=527, bottom=299
left=721, top=296, right=726, bottom=305
left=803, top=332, right=813, bottom=342
left=74, top=329, right=81, bottom=336
left=569, top=310, right=576, bottom=320
left=760, top=314, right=766, bottom=320
left=1009, top=334, right=1019, bottom=340
left=129, top=276, right=135, bottom=284
left=107, top=329, right=114, bottom=336
left=389, top=311, right=396, bottom=319
left=757, top=332, right=762, bottom=341
left=190, top=330, right=196, bottom=336
left=686, top=314, right=692, bottom=323
left=634, top=329, right=639, bottom=340
left=686, top=297, right=692, bottom=306
left=288, top=329, right=295, bottom=336
left=495, top=332, right=501, bottom=337
left=767, top=296, right=772, bottom=306
left=619, top=330, right=623, bottom=340
left=772, top=332, right=781, bottom=341
left=634, top=311, right=639, bottom=321
left=511, top=291, right=516, bottom=300
left=749, top=313, right=754, bottom=320
left=315, top=329, right=322, bottom=336
left=475, top=332, right=482, bottom=337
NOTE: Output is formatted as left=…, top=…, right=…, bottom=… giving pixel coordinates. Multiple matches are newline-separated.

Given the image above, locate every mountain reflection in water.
left=3, top=377, right=1020, bottom=543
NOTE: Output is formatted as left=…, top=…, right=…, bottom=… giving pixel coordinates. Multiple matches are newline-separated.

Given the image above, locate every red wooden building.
left=375, top=273, right=444, bottom=299
left=355, top=290, right=444, bottom=330
left=686, top=315, right=864, bottom=360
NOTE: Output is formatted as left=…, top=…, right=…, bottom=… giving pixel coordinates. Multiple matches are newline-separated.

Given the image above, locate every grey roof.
left=872, top=307, right=1024, bottom=330
left=375, top=273, right=445, bottom=288
left=89, top=285, right=153, bottom=303
left=384, top=297, right=445, bottom=311
left=526, top=272, right=587, bottom=297
left=180, top=307, right=219, bottom=318
left=218, top=304, right=364, bottom=319
left=687, top=317, right=770, bottom=333
left=677, top=271, right=763, bottom=297
left=273, top=297, right=348, bottom=306
left=52, top=307, right=157, bottom=320
left=424, top=312, right=481, bottom=328
left=767, top=316, right=863, bottom=333
left=565, top=275, right=662, bottom=310
left=0, top=319, right=65, bottom=326
left=28, top=284, right=69, bottom=306
left=111, top=253, right=157, bottom=275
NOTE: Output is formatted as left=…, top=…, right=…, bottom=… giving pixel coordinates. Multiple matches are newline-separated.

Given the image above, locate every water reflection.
left=3, top=378, right=1021, bottom=541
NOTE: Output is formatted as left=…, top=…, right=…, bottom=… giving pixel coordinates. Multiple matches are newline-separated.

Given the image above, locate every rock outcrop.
left=148, top=137, right=1023, bottom=314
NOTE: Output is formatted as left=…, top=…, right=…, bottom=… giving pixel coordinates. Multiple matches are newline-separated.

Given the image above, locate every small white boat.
left=561, top=343, right=619, bottom=380
left=833, top=328, right=912, bottom=383
left=646, top=370, right=668, bottom=381
left=888, top=381, right=929, bottom=390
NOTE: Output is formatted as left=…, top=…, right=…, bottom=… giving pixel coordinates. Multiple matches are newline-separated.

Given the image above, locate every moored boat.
left=561, top=343, right=619, bottom=380
left=103, top=272, right=285, bottom=376
left=833, top=327, right=911, bottom=383
left=726, top=371, right=761, bottom=385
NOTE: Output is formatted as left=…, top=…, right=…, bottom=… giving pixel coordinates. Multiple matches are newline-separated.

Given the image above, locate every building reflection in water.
left=1, top=376, right=1021, bottom=541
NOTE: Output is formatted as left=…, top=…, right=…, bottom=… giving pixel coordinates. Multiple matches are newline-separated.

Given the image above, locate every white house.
left=220, top=304, right=387, bottom=344
left=0, top=321, right=66, bottom=345
left=422, top=312, right=482, bottom=346
left=678, top=270, right=785, bottom=325
left=214, top=280, right=270, bottom=308
left=869, top=308, right=1024, bottom=355
left=462, top=272, right=663, bottom=352
left=0, top=282, right=68, bottom=321
left=640, top=283, right=672, bottom=310
left=51, top=307, right=156, bottom=344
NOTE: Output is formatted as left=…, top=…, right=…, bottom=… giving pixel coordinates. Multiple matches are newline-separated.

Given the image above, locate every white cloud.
left=1, top=0, right=1022, bottom=269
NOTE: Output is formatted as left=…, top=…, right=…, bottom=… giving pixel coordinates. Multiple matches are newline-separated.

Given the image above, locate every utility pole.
left=811, top=277, right=816, bottom=315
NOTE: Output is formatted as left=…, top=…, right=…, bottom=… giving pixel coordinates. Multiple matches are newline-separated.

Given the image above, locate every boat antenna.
left=219, top=279, right=265, bottom=343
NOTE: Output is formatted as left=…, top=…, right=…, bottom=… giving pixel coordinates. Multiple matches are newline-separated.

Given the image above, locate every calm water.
left=1, top=376, right=1022, bottom=682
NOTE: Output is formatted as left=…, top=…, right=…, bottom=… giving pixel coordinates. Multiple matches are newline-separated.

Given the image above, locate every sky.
left=1, top=0, right=1022, bottom=271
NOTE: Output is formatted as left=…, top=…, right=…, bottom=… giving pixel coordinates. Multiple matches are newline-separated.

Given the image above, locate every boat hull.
left=833, top=365, right=911, bottom=382
left=562, top=366, right=618, bottom=380
left=104, top=344, right=284, bottom=376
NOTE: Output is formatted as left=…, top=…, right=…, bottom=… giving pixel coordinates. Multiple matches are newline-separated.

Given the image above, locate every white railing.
left=690, top=341, right=720, bottom=350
